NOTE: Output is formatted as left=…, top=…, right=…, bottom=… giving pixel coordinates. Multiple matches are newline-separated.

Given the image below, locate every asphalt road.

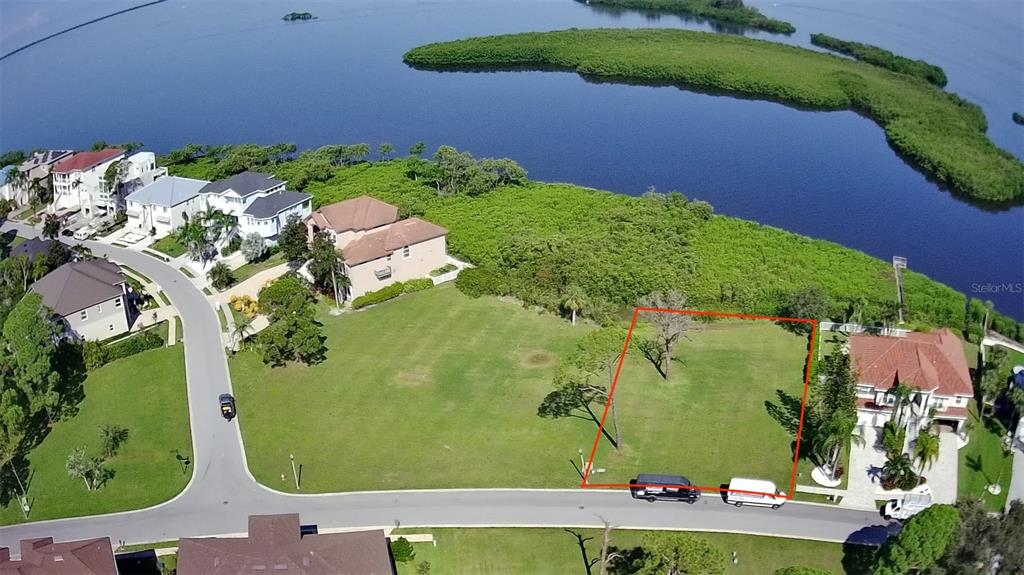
left=0, top=222, right=897, bottom=549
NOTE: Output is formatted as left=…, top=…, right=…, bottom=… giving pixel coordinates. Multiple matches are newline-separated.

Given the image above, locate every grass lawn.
left=178, top=266, right=196, bottom=278
left=591, top=318, right=810, bottom=490
left=151, top=235, right=186, bottom=258
left=391, top=528, right=866, bottom=575
left=231, top=252, right=286, bottom=285
left=174, top=316, right=183, bottom=344
left=958, top=401, right=1013, bottom=511
left=0, top=346, right=192, bottom=524
left=120, top=264, right=152, bottom=284
left=232, top=285, right=590, bottom=491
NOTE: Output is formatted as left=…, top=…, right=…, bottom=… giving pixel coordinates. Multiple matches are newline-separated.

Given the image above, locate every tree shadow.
left=764, top=389, right=805, bottom=439
left=841, top=543, right=877, bottom=575
left=606, top=545, right=645, bottom=575
left=965, top=454, right=992, bottom=484
left=635, top=337, right=666, bottom=379
left=564, top=529, right=598, bottom=575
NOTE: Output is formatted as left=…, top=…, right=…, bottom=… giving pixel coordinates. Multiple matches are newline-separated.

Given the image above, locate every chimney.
left=20, top=538, right=53, bottom=562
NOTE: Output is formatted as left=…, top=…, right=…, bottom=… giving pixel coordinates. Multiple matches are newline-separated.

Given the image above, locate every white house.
left=198, top=171, right=311, bottom=242
left=125, top=176, right=210, bottom=238
left=306, top=196, right=449, bottom=299
left=2, top=150, right=74, bottom=206
left=850, top=329, right=974, bottom=435
left=50, top=149, right=164, bottom=220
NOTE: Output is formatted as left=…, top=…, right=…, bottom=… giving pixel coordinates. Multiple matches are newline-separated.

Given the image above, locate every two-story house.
left=850, top=328, right=974, bottom=435
left=125, top=176, right=210, bottom=238
left=2, top=149, right=73, bottom=206
left=32, top=260, right=132, bottom=341
left=198, top=171, right=312, bottom=241
left=51, top=149, right=164, bottom=220
left=306, top=196, right=448, bottom=299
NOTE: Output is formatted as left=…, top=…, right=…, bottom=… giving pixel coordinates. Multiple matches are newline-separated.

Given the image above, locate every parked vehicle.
left=219, top=394, right=236, bottom=420
left=60, top=228, right=74, bottom=237
left=73, top=226, right=93, bottom=240
left=725, top=477, right=787, bottom=509
left=883, top=485, right=932, bottom=520
left=629, top=474, right=701, bottom=503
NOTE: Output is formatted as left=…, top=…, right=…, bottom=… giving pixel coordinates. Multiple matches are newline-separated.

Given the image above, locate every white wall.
left=346, top=235, right=447, bottom=299
left=51, top=154, right=125, bottom=216
left=64, top=293, right=130, bottom=340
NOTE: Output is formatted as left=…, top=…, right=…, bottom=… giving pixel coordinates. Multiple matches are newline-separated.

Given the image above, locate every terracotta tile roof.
left=849, top=329, right=973, bottom=398
left=937, top=405, right=969, bottom=419
left=309, top=196, right=398, bottom=233
left=53, top=149, right=125, bottom=174
left=176, top=514, right=395, bottom=575
left=343, top=217, right=447, bottom=266
left=0, top=536, right=117, bottom=575
left=31, top=260, right=125, bottom=316
left=857, top=397, right=890, bottom=411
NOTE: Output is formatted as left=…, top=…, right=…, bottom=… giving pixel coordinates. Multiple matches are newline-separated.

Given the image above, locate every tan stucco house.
left=307, top=196, right=448, bottom=299
left=32, top=260, right=132, bottom=341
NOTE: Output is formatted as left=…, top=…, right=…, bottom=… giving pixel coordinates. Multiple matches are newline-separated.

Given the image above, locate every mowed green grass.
left=392, top=528, right=859, bottom=575
left=232, top=285, right=592, bottom=491
left=592, top=319, right=809, bottom=489
left=0, top=347, right=192, bottom=524
left=958, top=401, right=1013, bottom=512
left=151, top=234, right=187, bottom=258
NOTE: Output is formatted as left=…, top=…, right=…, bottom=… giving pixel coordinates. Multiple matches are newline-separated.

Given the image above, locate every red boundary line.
left=581, top=308, right=819, bottom=500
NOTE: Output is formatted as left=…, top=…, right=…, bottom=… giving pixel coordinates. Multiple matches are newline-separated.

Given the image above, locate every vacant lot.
left=0, top=346, right=192, bottom=524
left=233, top=285, right=590, bottom=491
left=590, top=317, right=810, bottom=491
left=392, top=528, right=864, bottom=575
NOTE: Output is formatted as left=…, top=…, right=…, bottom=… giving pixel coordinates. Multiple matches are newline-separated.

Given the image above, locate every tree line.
left=810, top=33, right=948, bottom=87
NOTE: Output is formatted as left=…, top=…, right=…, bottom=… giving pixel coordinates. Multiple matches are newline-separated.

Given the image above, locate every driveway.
left=841, top=426, right=888, bottom=511
left=0, top=221, right=899, bottom=550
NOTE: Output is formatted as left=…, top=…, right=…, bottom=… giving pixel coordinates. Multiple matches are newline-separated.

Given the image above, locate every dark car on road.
left=629, top=474, right=701, bottom=503
left=219, top=394, right=236, bottom=420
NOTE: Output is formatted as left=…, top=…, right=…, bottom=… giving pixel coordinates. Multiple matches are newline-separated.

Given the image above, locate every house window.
left=402, top=245, right=411, bottom=259
left=114, top=298, right=122, bottom=308
left=79, top=310, right=88, bottom=321
left=97, top=304, right=102, bottom=313
left=109, top=324, right=114, bottom=331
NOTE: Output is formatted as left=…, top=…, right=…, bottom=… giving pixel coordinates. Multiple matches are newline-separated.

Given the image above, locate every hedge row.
left=83, top=328, right=165, bottom=371
left=351, top=278, right=433, bottom=310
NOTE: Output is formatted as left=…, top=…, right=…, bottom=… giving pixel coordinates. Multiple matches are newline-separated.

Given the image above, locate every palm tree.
left=561, top=285, right=587, bottom=326
left=813, top=410, right=864, bottom=481
left=890, top=383, right=913, bottom=429
left=882, top=452, right=917, bottom=490
left=231, top=315, right=254, bottom=351
left=913, top=429, right=940, bottom=475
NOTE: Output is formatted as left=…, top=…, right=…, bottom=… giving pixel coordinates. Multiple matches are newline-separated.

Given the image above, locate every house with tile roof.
left=198, top=171, right=312, bottom=241
left=850, top=328, right=974, bottom=434
left=3, top=150, right=75, bottom=206
left=0, top=536, right=118, bottom=575
left=31, top=259, right=132, bottom=341
left=306, top=196, right=449, bottom=299
left=176, top=514, right=395, bottom=575
left=50, top=149, right=165, bottom=221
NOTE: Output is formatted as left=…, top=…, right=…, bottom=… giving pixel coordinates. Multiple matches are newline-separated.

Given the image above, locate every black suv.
left=629, top=474, right=701, bottom=503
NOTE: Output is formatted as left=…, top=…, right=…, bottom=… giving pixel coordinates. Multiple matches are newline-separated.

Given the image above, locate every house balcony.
left=374, top=266, right=392, bottom=280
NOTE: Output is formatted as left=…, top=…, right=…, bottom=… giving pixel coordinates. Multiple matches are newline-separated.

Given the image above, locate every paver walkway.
left=1008, top=439, right=1024, bottom=512
left=926, top=432, right=959, bottom=505
left=843, top=426, right=888, bottom=511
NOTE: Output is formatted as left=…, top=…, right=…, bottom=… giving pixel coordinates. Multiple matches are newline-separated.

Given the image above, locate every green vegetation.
left=0, top=347, right=191, bottom=524
left=174, top=316, right=183, bottom=343
left=404, top=28, right=1024, bottom=202
left=391, top=528, right=855, bottom=575
left=158, top=291, right=171, bottom=306
left=282, top=11, right=315, bottom=21
left=151, top=235, right=186, bottom=258
left=585, top=0, right=794, bottom=34
left=1013, top=112, right=1023, bottom=125
left=178, top=265, right=195, bottom=278
left=351, top=279, right=433, bottom=310
left=810, top=33, right=947, bottom=87
left=959, top=402, right=1013, bottom=511
left=83, top=325, right=165, bottom=370
left=874, top=504, right=958, bottom=574
left=231, top=251, right=286, bottom=285
left=142, top=249, right=170, bottom=262
left=255, top=275, right=326, bottom=366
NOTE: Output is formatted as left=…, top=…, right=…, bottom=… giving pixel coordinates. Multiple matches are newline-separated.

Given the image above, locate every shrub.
left=352, top=282, right=406, bottom=310
left=390, top=537, right=415, bottom=563
left=84, top=329, right=164, bottom=370
left=207, top=262, right=235, bottom=290
left=221, top=235, right=242, bottom=256
left=454, top=266, right=507, bottom=298
left=230, top=295, right=260, bottom=318
left=403, top=278, right=433, bottom=293
left=429, top=263, right=457, bottom=276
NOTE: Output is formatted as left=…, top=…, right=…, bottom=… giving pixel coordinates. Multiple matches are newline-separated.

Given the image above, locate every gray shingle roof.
left=125, top=176, right=209, bottom=207
left=243, top=191, right=311, bottom=219
left=199, top=171, right=284, bottom=198
left=31, top=260, right=125, bottom=316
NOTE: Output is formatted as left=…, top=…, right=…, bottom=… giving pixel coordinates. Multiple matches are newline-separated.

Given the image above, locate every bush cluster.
left=351, top=279, right=434, bottom=309
left=586, top=0, right=795, bottom=34
left=811, top=33, right=947, bottom=86
left=83, top=329, right=164, bottom=370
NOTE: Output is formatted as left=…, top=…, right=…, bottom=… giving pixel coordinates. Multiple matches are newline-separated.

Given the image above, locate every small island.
left=582, top=0, right=795, bottom=34
left=1013, top=112, right=1024, bottom=126
left=811, top=33, right=947, bottom=87
left=404, top=28, right=1024, bottom=203
left=282, top=12, right=316, bottom=21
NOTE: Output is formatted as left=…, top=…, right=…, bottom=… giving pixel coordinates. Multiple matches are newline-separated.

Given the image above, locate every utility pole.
left=289, top=453, right=300, bottom=490
left=8, top=461, right=30, bottom=518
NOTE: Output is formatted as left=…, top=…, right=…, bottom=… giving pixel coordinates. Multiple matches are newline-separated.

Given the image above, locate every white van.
left=883, top=484, right=932, bottom=521
left=725, top=477, right=787, bottom=509
left=73, top=226, right=93, bottom=241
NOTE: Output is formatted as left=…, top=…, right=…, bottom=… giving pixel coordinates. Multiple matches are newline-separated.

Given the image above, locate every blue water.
left=1, top=0, right=1022, bottom=318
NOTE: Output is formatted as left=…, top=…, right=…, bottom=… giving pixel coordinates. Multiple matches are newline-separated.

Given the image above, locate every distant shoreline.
left=0, top=0, right=169, bottom=62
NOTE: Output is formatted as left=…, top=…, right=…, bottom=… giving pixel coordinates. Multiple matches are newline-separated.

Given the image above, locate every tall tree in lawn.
left=812, top=409, right=863, bottom=482
left=874, top=504, right=958, bottom=575
left=637, top=532, right=727, bottom=575
left=977, top=347, right=1007, bottom=417
left=256, top=275, right=325, bottom=366
left=637, top=290, right=692, bottom=380
left=307, top=230, right=346, bottom=302
left=42, top=214, right=61, bottom=239
left=913, top=429, right=940, bottom=476
left=808, top=348, right=858, bottom=472
left=996, top=501, right=1024, bottom=574
left=574, top=326, right=629, bottom=450
left=231, top=314, right=254, bottom=351
left=207, top=262, right=235, bottom=290
left=240, top=232, right=267, bottom=263
left=561, top=284, right=587, bottom=326
left=538, top=363, right=617, bottom=449
left=0, top=387, right=28, bottom=492
left=277, top=214, right=309, bottom=263
left=936, top=498, right=998, bottom=575
left=782, top=285, right=831, bottom=334
left=2, top=292, right=61, bottom=425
